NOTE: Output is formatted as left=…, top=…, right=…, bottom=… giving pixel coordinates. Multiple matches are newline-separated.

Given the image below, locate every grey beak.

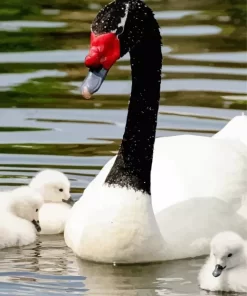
left=212, top=264, right=225, bottom=277
left=62, top=197, right=75, bottom=206
left=80, top=67, right=108, bottom=98
left=32, top=219, right=41, bottom=232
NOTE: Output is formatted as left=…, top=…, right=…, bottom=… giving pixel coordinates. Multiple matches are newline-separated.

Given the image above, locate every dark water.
left=0, top=0, right=246, bottom=294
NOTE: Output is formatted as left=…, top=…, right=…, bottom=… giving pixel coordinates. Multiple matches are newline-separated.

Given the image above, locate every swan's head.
left=210, top=231, right=245, bottom=277
left=81, top=0, right=157, bottom=98
left=29, top=169, right=74, bottom=206
left=10, top=186, right=43, bottom=232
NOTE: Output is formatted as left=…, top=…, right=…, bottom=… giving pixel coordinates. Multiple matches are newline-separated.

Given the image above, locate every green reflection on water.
left=0, top=127, right=50, bottom=132
left=0, top=0, right=246, bottom=110
left=0, top=142, right=120, bottom=156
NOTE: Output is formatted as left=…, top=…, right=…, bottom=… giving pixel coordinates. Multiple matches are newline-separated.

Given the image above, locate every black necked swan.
left=64, top=0, right=247, bottom=263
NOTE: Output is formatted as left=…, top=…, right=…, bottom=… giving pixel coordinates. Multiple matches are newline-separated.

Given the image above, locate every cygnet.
left=29, top=169, right=74, bottom=234
left=199, top=231, right=247, bottom=293
left=0, top=186, right=43, bottom=249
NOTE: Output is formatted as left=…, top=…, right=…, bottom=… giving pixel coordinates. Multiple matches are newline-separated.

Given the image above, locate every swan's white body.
left=199, top=232, right=247, bottom=293
left=237, top=193, right=247, bottom=220
left=0, top=186, right=43, bottom=249
left=77, top=115, right=247, bottom=213
left=65, top=117, right=247, bottom=262
left=65, top=184, right=247, bottom=262
left=29, top=169, right=72, bottom=235
left=66, top=186, right=165, bottom=263
left=65, top=115, right=247, bottom=262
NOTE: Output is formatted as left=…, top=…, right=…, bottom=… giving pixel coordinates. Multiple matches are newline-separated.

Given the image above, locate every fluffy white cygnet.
left=29, top=169, right=74, bottom=235
left=0, top=186, right=43, bottom=249
left=198, top=231, right=247, bottom=293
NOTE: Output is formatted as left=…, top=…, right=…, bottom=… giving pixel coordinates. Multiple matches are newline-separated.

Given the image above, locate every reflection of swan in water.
left=0, top=237, right=87, bottom=295
left=35, top=235, right=71, bottom=273
left=0, top=235, right=73, bottom=275
left=70, top=256, right=204, bottom=296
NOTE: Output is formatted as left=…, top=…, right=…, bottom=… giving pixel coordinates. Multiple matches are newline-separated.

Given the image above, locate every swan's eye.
left=59, top=188, right=63, bottom=192
left=228, top=253, right=232, bottom=257
left=36, top=209, right=38, bottom=212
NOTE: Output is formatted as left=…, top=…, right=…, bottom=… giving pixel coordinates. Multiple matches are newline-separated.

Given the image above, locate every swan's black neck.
left=105, top=16, right=162, bottom=194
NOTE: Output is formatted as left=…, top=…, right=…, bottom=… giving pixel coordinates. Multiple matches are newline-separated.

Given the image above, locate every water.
left=0, top=0, right=246, bottom=294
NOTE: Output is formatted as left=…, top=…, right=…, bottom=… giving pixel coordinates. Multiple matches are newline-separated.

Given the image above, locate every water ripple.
left=0, top=21, right=67, bottom=32
left=160, top=25, right=221, bottom=36
left=0, top=46, right=171, bottom=64
left=118, top=65, right=247, bottom=76
left=170, top=52, right=247, bottom=63
left=70, top=78, right=247, bottom=95
left=155, top=10, right=201, bottom=20
left=0, top=70, right=67, bottom=89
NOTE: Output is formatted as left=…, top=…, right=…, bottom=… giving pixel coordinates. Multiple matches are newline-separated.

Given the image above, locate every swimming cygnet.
left=198, top=231, right=247, bottom=293
left=0, top=186, right=43, bottom=249
left=29, top=169, right=74, bottom=235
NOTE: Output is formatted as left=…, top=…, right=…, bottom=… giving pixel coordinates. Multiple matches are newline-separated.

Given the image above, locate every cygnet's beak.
left=212, top=264, right=225, bottom=277
left=80, top=68, right=108, bottom=99
left=32, top=219, right=41, bottom=232
left=62, top=197, right=75, bottom=206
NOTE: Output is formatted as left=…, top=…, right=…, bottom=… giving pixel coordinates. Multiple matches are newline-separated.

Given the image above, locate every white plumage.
left=0, top=186, right=43, bottom=249
left=65, top=116, right=247, bottom=262
left=29, top=169, right=73, bottom=235
left=199, top=231, right=247, bottom=293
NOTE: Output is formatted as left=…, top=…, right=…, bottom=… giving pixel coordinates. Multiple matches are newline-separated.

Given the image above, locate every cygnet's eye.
left=36, top=209, right=38, bottom=212
left=59, top=188, right=63, bottom=192
left=228, top=253, right=233, bottom=258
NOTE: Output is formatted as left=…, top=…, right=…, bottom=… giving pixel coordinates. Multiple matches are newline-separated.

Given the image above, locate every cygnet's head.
left=10, top=186, right=43, bottom=232
left=210, top=231, right=245, bottom=277
left=29, top=169, right=74, bottom=206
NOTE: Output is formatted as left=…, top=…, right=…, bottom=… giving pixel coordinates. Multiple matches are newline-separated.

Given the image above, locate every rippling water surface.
left=0, top=0, right=246, bottom=294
